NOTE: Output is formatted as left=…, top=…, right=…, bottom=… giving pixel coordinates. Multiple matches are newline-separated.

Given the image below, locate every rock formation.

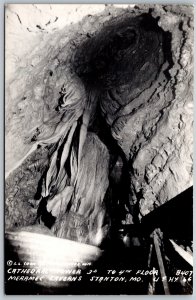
left=5, top=4, right=193, bottom=246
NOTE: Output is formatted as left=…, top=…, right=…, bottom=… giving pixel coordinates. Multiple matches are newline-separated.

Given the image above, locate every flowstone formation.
left=5, top=5, right=193, bottom=246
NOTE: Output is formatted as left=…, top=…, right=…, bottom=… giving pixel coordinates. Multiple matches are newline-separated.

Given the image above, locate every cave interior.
left=5, top=10, right=193, bottom=295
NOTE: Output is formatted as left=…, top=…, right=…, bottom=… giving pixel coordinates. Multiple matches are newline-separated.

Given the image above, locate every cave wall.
left=5, top=4, right=193, bottom=231
left=117, top=5, right=194, bottom=218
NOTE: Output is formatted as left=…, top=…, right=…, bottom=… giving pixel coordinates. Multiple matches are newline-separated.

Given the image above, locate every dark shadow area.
left=141, top=186, right=193, bottom=240
left=120, top=186, right=193, bottom=240
left=73, top=13, right=173, bottom=94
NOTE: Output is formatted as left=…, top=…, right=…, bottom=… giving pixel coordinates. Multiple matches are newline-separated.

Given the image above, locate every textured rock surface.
left=5, top=4, right=193, bottom=235
left=126, top=5, right=194, bottom=218
left=5, top=146, right=49, bottom=229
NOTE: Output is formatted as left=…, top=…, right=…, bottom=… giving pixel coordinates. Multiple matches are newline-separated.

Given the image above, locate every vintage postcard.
left=5, top=4, right=193, bottom=295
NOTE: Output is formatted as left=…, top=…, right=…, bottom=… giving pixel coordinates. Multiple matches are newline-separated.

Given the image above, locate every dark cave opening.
left=73, top=13, right=173, bottom=91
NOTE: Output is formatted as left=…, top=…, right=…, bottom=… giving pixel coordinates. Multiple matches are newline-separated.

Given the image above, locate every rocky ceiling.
left=5, top=4, right=193, bottom=246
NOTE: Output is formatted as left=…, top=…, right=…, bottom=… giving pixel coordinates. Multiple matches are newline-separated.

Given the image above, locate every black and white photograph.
left=4, top=3, right=193, bottom=295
